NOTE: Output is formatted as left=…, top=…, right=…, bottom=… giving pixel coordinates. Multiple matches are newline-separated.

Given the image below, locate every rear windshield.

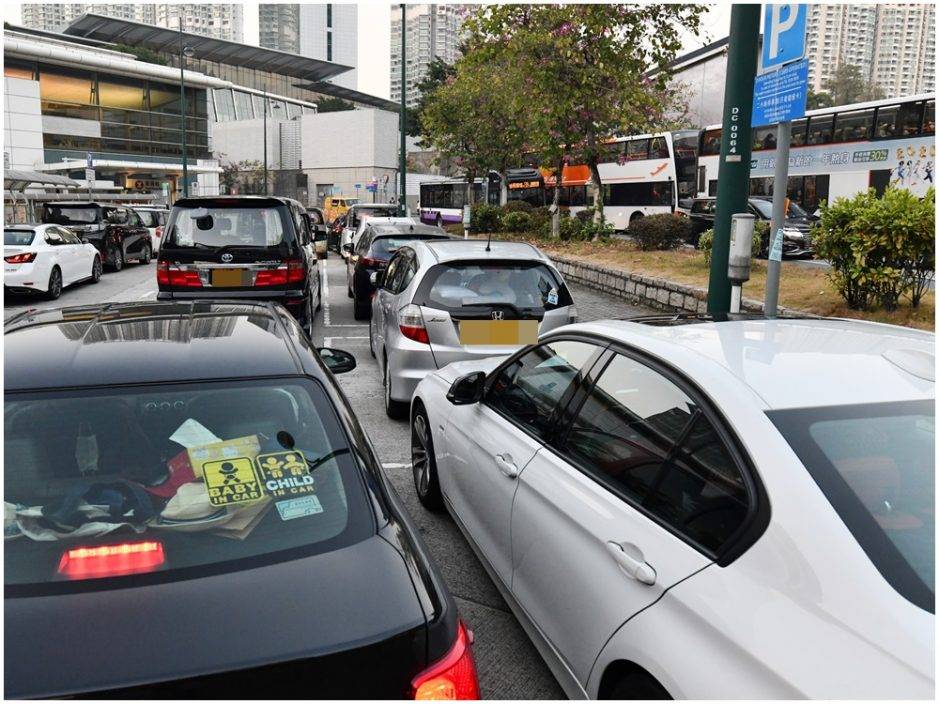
left=420, top=261, right=572, bottom=313
left=136, top=210, right=159, bottom=227
left=769, top=401, right=934, bottom=613
left=371, top=235, right=446, bottom=258
left=42, top=205, right=100, bottom=225
left=5, top=230, right=35, bottom=246
left=351, top=206, right=397, bottom=228
left=5, top=378, right=373, bottom=590
left=166, top=205, right=291, bottom=249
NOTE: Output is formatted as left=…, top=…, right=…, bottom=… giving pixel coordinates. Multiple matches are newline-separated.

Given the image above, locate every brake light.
left=157, top=261, right=202, bottom=287
left=155, top=225, right=163, bottom=239
left=399, top=304, right=429, bottom=344
left=255, top=259, right=305, bottom=286
left=4, top=252, right=36, bottom=264
left=411, top=621, right=479, bottom=700
left=57, top=540, right=165, bottom=580
left=360, top=256, right=382, bottom=268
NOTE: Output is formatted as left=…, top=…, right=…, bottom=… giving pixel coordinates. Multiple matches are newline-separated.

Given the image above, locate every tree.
left=220, top=160, right=265, bottom=195
left=465, top=4, right=705, bottom=237
left=806, top=88, right=835, bottom=110
left=316, top=96, right=356, bottom=113
left=821, top=63, right=884, bottom=106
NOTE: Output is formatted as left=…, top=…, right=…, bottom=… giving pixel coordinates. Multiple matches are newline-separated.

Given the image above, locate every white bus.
left=419, top=174, right=502, bottom=227
left=697, top=94, right=935, bottom=212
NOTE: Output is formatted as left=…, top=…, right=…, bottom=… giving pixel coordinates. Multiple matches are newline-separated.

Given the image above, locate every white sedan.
left=4, top=223, right=102, bottom=299
left=410, top=316, right=935, bottom=699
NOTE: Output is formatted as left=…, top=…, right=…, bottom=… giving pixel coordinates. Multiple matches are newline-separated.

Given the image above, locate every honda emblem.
left=491, top=310, right=504, bottom=321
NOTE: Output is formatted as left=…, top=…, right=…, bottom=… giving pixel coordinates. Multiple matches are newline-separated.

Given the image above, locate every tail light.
left=411, top=621, right=479, bottom=700
left=157, top=261, right=202, bottom=287
left=57, top=540, right=165, bottom=580
left=155, top=225, right=163, bottom=239
left=360, top=256, right=382, bottom=268
left=4, top=252, right=36, bottom=264
left=399, top=304, right=429, bottom=344
left=255, top=259, right=305, bottom=286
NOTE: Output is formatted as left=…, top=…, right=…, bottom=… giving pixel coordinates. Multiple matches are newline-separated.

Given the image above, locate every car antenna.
left=485, top=225, right=492, bottom=252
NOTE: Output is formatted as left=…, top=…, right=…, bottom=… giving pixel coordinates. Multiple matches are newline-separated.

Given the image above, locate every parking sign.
left=761, top=4, right=807, bottom=72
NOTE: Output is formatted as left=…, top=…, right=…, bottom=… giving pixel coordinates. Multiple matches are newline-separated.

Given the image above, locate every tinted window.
left=834, top=108, right=873, bottom=142
left=4, top=378, right=373, bottom=588
left=422, top=262, right=571, bottom=313
left=807, top=114, right=833, bottom=144
left=769, top=401, right=934, bottom=612
left=605, top=182, right=673, bottom=207
left=922, top=100, right=934, bottom=135
left=874, top=105, right=900, bottom=139
left=42, top=205, right=100, bottom=225
left=626, top=139, right=649, bottom=161
left=487, top=341, right=599, bottom=440
left=5, top=230, right=35, bottom=246
left=136, top=210, right=158, bottom=227
left=701, top=129, right=722, bottom=156
left=167, top=205, right=289, bottom=248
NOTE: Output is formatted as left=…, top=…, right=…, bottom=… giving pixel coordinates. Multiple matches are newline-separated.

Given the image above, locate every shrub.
left=558, top=214, right=585, bottom=241
left=812, top=187, right=935, bottom=310
left=581, top=218, right=615, bottom=241
left=502, top=199, right=534, bottom=214
left=627, top=213, right=691, bottom=251
left=471, top=204, right=502, bottom=233
left=697, top=222, right=765, bottom=264
left=502, top=211, right=532, bottom=233
left=575, top=207, right=595, bottom=224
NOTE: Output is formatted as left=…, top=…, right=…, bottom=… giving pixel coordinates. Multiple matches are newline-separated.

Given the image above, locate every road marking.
left=320, top=261, right=331, bottom=326
left=324, top=336, right=368, bottom=346
left=382, top=462, right=412, bottom=469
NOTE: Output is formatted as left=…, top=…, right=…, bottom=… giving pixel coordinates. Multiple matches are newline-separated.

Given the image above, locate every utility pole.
left=764, top=121, right=791, bottom=317
left=179, top=17, right=189, bottom=198
left=263, top=87, right=269, bottom=196
left=707, top=5, right=760, bottom=313
left=398, top=3, right=407, bottom=215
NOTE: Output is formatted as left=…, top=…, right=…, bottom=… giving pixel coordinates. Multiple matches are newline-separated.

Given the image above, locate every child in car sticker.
left=201, top=457, right=264, bottom=507
left=254, top=451, right=316, bottom=499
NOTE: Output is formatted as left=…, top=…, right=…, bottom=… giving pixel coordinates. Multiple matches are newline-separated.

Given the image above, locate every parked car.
left=410, top=314, right=935, bottom=699
left=41, top=201, right=152, bottom=271
left=304, top=206, right=329, bottom=260
left=340, top=204, right=402, bottom=259
left=686, top=196, right=814, bottom=257
left=4, top=300, right=478, bottom=699
left=345, top=222, right=450, bottom=320
left=369, top=239, right=577, bottom=419
left=4, top=223, right=102, bottom=299
left=132, top=207, right=170, bottom=254
left=156, top=196, right=321, bottom=336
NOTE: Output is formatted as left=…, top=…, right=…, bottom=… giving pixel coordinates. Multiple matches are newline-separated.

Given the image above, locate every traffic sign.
left=84, top=168, right=95, bottom=183
left=761, top=4, right=807, bottom=72
left=752, top=58, right=808, bottom=126
left=86, top=152, right=93, bottom=168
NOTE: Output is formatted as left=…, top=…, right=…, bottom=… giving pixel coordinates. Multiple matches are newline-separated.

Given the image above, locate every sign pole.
left=398, top=3, right=408, bottom=216
left=764, top=120, right=791, bottom=317
left=707, top=4, right=761, bottom=313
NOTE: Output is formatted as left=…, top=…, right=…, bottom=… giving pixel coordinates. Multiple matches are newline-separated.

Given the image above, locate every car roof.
left=42, top=201, right=103, bottom=207
left=4, top=301, right=314, bottom=391
left=5, top=223, right=41, bottom=229
left=558, top=317, right=935, bottom=410
left=173, top=195, right=296, bottom=208
left=416, top=239, right=548, bottom=263
left=369, top=223, right=442, bottom=237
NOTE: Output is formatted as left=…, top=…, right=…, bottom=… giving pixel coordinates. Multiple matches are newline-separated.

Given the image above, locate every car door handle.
left=606, top=542, right=656, bottom=586
left=494, top=454, right=519, bottom=479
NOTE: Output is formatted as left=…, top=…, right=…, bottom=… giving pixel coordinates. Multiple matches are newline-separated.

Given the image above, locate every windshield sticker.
left=547, top=288, right=559, bottom=305
left=255, top=451, right=316, bottom=499
left=276, top=495, right=324, bottom=521
left=201, top=458, right=264, bottom=506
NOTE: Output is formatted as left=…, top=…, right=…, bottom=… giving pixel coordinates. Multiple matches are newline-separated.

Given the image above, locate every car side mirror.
left=369, top=270, right=384, bottom=287
left=342, top=243, right=353, bottom=253
left=446, top=371, right=486, bottom=405
left=318, top=347, right=357, bottom=374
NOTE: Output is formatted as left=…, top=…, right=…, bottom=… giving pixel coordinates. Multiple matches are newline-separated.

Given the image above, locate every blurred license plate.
left=459, top=320, right=539, bottom=346
left=211, top=268, right=247, bottom=287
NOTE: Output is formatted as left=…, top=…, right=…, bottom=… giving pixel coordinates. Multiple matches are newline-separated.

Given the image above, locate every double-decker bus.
left=419, top=173, right=502, bottom=226
left=506, top=167, right=547, bottom=206
left=698, top=94, right=935, bottom=213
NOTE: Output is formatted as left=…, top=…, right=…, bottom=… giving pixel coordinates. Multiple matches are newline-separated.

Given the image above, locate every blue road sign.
left=761, top=4, right=807, bottom=72
left=752, top=58, right=808, bottom=126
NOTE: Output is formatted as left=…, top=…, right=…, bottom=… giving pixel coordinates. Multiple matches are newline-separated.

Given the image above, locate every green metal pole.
left=398, top=3, right=407, bottom=216
left=179, top=18, right=189, bottom=198
left=707, top=4, right=761, bottom=313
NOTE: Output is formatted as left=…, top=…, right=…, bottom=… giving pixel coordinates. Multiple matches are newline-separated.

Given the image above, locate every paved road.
left=3, top=253, right=654, bottom=699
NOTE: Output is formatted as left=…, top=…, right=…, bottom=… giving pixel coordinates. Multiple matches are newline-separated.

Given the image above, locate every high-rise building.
left=259, top=4, right=358, bottom=89
left=390, top=4, right=466, bottom=108
left=20, top=4, right=244, bottom=42
left=805, top=3, right=935, bottom=98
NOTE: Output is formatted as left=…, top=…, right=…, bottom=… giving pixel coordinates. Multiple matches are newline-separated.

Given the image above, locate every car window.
left=769, top=401, right=934, bottom=613
left=383, top=253, right=403, bottom=292
left=59, top=229, right=82, bottom=246
left=355, top=229, right=373, bottom=256
left=421, top=261, right=572, bottom=313
left=136, top=210, right=157, bottom=228
left=399, top=255, right=417, bottom=291
left=44, top=228, right=65, bottom=245
left=563, top=353, right=749, bottom=553
left=4, top=230, right=35, bottom=246
left=42, top=205, right=99, bottom=225
left=388, top=250, right=414, bottom=293
left=167, top=205, right=289, bottom=248
left=4, top=378, right=373, bottom=589
left=487, top=341, right=600, bottom=440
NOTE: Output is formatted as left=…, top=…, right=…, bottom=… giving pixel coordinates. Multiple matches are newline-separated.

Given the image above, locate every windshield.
left=769, top=401, right=934, bottom=613
left=42, top=205, right=99, bottom=225
left=351, top=206, right=397, bottom=228
left=5, top=379, right=372, bottom=589
left=422, top=262, right=572, bottom=313
left=5, top=230, right=36, bottom=246
left=167, top=205, right=289, bottom=249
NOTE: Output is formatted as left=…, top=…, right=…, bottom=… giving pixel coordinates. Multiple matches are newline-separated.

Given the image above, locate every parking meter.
left=728, top=213, right=755, bottom=313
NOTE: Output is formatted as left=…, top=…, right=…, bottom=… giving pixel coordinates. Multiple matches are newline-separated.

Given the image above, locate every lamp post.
left=178, top=18, right=194, bottom=198
left=262, top=91, right=284, bottom=196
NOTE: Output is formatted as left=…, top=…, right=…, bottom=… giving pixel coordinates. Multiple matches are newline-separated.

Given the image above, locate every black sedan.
left=4, top=300, right=478, bottom=699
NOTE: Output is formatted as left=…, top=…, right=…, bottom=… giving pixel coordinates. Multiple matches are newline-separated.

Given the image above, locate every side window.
left=59, top=228, right=81, bottom=245
left=563, top=352, right=750, bottom=553
left=383, top=253, right=403, bottom=291
left=355, top=229, right=372, bottom=256
left=399, top=257, right=417, bottom=291
left=486, top=340, right=600, bottom=440
left=45, top=228, right=64, bottom=245
left=389, top=251, right=413, bottom=293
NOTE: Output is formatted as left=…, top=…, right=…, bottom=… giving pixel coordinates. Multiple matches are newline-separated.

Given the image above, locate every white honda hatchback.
left=410, top=315, right=935, bottom=699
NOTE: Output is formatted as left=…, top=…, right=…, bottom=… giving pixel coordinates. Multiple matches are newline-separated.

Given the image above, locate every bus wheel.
left=629, top=212, right=645, bottom=225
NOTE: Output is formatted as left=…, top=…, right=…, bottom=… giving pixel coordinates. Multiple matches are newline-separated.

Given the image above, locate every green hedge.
left=626, top=213, right=691, bottom=251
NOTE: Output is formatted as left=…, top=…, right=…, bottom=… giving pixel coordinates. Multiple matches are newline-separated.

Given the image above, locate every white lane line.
left=324, top=335, right=369, bottom=346
left=382, top=462, right=412, bottom=469
left=320, top=260, right=331, bottom=326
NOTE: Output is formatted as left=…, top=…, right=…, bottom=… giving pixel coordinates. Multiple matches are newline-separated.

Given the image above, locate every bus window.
left=607, top=181, right=673, bottom=206
left=834, top=109, right=873, bottom=142
left=806, top=114, right=833, bottom=145
left=920, top=101, right=934, bottom=135
left=803, top=175, right=829, bottom=212
left=649, top=137, right=669, bottom=159
left=874, top=105, right=899, bottom=139
left=626, top=139, right=649, bottom=161
left=601, top=141, right=623, bottom=164
left=701, top=129, right=722, bottom=156
left=752, top=126, right=777, bottom=151
left=708, top=180, right=718, bottom=197
left=897, top=101, right=924, bottom=136
left=790, top=119, right=807, bottom=147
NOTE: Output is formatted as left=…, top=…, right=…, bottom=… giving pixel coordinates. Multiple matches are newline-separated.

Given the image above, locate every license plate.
left=459, top=320, right=539, bottom=346
left=211, top=268, right=247, bottom=287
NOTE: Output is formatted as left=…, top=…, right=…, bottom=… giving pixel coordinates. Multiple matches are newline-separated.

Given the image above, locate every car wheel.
left=606, top=674, right=671, bottom=700
left=411, top=403, right=444, bottom=511
left=304, top=295, right=314, bottom=338
left=46, top=266, right=62, bottom=300
left=384, top=357, right=407, bottom=420
left=353, top=296, right=370, bottom=320
left=108, top=246, right=123, bottom=272
left=90, top=256, right=102, bottom=284
left=315, top=279, right=323, bottom=312
left=139, top=243, right=152, bottom=265
left=436, top=214, right=442, bottom=228
left=368, top=318, right=376, bottom=358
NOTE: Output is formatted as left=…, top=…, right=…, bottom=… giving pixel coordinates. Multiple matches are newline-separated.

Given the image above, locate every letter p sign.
left=762, top=4, right=807, bottom=72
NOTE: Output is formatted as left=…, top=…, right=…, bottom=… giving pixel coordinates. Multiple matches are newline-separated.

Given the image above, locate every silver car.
left=369, top=239, right=578, bottom=418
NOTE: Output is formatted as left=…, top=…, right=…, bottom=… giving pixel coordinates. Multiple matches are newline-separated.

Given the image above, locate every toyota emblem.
left=221, top=253, right=234, bottom=263
left=491, top=310, right=505, bottom=321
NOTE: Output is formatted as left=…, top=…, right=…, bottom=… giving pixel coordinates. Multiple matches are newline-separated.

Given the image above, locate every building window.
left=327, top=32, right=333, bottom=61
left=326, top=3, right=332, bottom=28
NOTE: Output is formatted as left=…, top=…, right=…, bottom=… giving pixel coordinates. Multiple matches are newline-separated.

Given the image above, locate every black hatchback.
left=4, top=300, right=479, bottom=699
left=157, top=196, right=321, bottom=335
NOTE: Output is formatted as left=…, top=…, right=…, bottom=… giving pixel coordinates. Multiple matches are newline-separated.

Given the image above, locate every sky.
left=2, top=2, right=732, bottom=99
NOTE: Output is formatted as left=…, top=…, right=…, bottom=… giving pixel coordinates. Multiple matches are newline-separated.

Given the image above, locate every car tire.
left=436, top=214, right=442, bottom=228
left=139, top=243, right=152, bottom=265
left=108, top=246, right=123, bottom=272
left=411, top=402, right=444, bottom=511
left=315, top=280, right=323, bottom=312
left=90, top=256, right=102, bottom=284
left=384, top=357, right=408, bottom=420
left=368, top=318, right=376, bottom=358
left=46, top=266, right=62, bottom=300
left=606, top=674, right=671, bottom=700
left=353, top=296, right=370, bottom=320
